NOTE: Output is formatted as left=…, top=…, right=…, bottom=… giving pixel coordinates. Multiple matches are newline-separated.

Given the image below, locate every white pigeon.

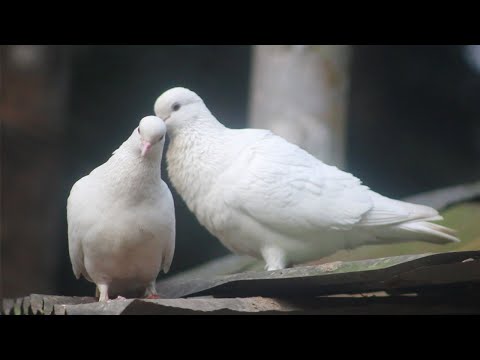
left=67, top=116, right=175, bottom=301
left=154, top=87, right=459, bottom=271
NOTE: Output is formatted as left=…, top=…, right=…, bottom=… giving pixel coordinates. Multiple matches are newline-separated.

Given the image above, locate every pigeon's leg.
left=144, top=281, right=161, bottom=299
left=97, top=284, right=109, bottom=302
left=261, top=246, right=287, bottom=271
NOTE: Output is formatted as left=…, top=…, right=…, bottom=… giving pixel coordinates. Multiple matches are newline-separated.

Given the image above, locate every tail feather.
left=374, top=219, right=460, bottom=245
left=397, top=220, right=459, bottom=244
left=366, top=193, right=460, bottom=245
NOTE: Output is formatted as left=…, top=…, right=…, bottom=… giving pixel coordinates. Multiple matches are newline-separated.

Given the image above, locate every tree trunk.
left=248, top=45, right=351, bottom=168
left=1, top=45, right=70, bottom=298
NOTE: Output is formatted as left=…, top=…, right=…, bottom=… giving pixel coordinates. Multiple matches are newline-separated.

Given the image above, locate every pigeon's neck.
left=166, top=117, right=232, bottom=210
left=100, top=134, right=164, bottom=200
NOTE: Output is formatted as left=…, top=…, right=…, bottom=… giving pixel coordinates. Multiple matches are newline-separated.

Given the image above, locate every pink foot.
left=145, top=294, right=161, bottom=299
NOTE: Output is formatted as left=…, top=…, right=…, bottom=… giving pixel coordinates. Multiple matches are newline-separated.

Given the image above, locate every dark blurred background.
left=2, top=45, right=480, bottom=298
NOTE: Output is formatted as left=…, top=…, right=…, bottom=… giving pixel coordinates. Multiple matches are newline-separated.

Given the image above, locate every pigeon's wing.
left=66, top=177, right=91, bottom=280
left=358, top=191, right=441, bottom=227
left=222, top=132, right=374, bottom=234
left=161, top=238, right=175, bottom=274
left=155, top=181, right=176, bottom=274
left=161, top=191, right=176, bottom=274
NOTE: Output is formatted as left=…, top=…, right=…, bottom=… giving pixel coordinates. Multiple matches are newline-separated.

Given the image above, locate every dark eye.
left=138, top=127, right=141, bottom=134
left=172, top=102, right=181, bottom=112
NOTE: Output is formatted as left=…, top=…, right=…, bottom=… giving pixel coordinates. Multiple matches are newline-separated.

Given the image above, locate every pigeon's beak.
left=141, top=140, right=152, bottom=157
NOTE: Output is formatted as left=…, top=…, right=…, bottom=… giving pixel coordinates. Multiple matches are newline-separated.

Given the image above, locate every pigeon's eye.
left=138, top=127, right=141, bottom=134
left=172, top=103, right=181, bottom=112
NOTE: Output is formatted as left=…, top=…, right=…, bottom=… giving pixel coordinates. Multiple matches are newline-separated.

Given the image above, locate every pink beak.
left=141, top=141, right=152, bottom=157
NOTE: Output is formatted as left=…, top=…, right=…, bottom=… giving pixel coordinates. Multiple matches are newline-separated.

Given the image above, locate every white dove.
left=154, top=87, right=459, bottom=271
left=67, top=116, right=175, bottom=301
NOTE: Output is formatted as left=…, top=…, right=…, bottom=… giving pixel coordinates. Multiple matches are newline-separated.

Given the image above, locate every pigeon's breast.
left=81, top=194, right=174, bottom=287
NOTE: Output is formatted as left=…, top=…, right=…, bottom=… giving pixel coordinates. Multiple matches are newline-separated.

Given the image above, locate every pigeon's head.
left=154, top=87, right=206, bottom=133
left=137, top=116, right=167, bottom=157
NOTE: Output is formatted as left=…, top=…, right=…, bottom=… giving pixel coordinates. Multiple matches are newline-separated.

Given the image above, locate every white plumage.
left=67, top=116, right=175, bottom=301
left=154, top=87, right=459, bottom=271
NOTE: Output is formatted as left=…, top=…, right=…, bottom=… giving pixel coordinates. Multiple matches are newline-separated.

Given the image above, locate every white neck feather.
left=93, top=131, right=164, bottom=202
left=166, top=116, right=229, bottom=213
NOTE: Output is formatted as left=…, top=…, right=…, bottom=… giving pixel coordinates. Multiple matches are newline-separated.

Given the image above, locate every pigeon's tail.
left=374, top=216, right=460, bottom=245
left=363, top=193, right=460, bottom=245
